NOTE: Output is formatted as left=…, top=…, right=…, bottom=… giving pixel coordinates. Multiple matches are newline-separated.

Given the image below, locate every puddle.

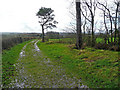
left=19, top=44, right=27, bottom=58
left=20, top=51, right=25, bottom=57
left=34, top=40, right=40, bottom=52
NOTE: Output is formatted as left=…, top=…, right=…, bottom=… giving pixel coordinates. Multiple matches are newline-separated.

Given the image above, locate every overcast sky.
left=0, top=0, right=71, bottom=33
left=0, top=0, right=116, bottom=33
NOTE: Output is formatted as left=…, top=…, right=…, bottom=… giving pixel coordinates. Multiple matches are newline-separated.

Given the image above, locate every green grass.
left=2, top=40, right=32, bottom=86
left=37, top=40, right=119, bottom=88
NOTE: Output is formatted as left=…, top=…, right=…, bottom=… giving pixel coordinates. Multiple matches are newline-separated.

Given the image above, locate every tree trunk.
left=118, top=12, right=120, bottom=50
left=103, top=11, right=109, bottom=44
left=88, top=30, right=91, bottom=46
left=118, top=30, right=120, bottom=43
left=109, top=15, right=113, bottom=43
left=91, top=15, right=95, bottom=47
left=76, top=0, right=82, bottom=49
left=114, top=3, right=119, bottom=44
left=41, top=25, right=45, bottom=42
left=114, top=20, right=117, bottom=43
left=83, top=19, right=86, bottom=42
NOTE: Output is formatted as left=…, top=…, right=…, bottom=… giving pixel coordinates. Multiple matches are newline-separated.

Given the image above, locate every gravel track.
left=8, top=40, right=88, bottom=88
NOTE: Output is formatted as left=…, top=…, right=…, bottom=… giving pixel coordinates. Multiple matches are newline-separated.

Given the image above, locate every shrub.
left=2, top=37, right=33, bottom=50
left=94, top=43, right=120, bottom=51
left=94, top=43, right=110, bottom=50
left=67, top=44, right=77, bottom=49
left=81, top=43, right=87, bottom=49
left=108, top=45, right=120, bottom=51
left=45, top=41, right=54, bottom=44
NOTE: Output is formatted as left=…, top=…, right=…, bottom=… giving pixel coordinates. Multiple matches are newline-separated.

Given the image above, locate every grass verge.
left=37, top=40, right=119, bottom=88
left=2, top=40, right=32, bottom=87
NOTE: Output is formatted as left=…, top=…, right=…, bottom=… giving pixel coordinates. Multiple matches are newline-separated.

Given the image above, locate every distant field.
left=49, top=38, right=76, bottom=44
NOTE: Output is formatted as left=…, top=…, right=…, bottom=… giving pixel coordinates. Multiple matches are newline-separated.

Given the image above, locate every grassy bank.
left=37, top=40, right=119, bottom=88
left=2, top=40, right=33, bottom=87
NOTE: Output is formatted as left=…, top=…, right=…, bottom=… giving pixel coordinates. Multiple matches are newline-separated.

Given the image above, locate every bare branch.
left=81, top=9, right=91, bottom=22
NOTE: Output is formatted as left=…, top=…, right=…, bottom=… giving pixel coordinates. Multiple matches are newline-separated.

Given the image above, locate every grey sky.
left=0, top=0, right=117, bottom=33
left=0, top=0, right=71, bottom=33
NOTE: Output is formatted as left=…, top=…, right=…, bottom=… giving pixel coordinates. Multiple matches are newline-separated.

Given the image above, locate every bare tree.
left=98, top=1, right=114, bottom=43
left=113, top=0, right=119, bottom=43
left=63, top=0, right=77, bottom=34
left=81, top=5, right=88, bottom=36
left=81, top=0, right=97, bottom=47
left=97, top=3, right=109, bottom=44
left=64, top=22, right=76, bottom=33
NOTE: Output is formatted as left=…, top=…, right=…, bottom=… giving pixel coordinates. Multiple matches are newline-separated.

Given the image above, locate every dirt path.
left=8, top=40, right=88, bottom=88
